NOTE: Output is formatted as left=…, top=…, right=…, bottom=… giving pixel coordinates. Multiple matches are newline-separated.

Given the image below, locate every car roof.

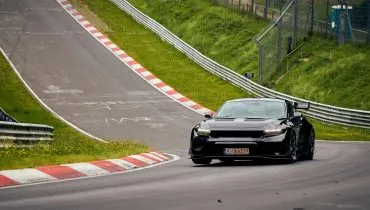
left=227, top=98, right=286, bottom=103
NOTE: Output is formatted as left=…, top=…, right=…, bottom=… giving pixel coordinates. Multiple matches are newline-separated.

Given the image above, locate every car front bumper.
left=189, top=135, right=290, bottom=160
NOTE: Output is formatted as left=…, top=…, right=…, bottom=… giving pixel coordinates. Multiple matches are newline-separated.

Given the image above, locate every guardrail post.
left=277, top=18, right=282, bottom=67
left=258, top=43, right=263, bottom=83
left=251, top=0, right=254, bottom=13
left=310, top=0, right=314, bottom=35
left=264, top=0, right=268, bottom=20
left=255, top=39, right=263, bottom=83
left=293, top=0, right=298, bottom=46
left=367, top=0, right=370, bottom=44
left=325, top=0, right=329, bottom=37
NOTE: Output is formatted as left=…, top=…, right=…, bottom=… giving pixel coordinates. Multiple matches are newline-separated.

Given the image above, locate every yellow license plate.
left=224, top=148, right=249, bottom=155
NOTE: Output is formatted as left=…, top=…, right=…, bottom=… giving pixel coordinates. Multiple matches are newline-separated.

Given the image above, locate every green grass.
left=69, top=0, right=370, bottom=141
left=127, top=0, right=370, bottom=111
left=271, top=37, right=370, bottom=110
left=310, top=118, right=370, bottom=141
left=0, top=53, right=149, bottom=170
left=129, top=0, right=267, bottom=78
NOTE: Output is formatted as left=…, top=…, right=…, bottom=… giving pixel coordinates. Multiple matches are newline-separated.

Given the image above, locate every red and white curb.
left=0, top=152, right=176, bottom=188
left=57, top=0, right=213, bottom=116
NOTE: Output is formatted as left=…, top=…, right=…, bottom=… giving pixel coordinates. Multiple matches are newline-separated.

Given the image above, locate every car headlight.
left=197, top=129, right=211, bottom=136
left=263, top=129, right=285, bottom=136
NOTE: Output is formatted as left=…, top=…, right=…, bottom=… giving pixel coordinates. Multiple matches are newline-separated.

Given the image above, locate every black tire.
left=286, top=131, right=297, bottom=163
left=303, top=129, right=315, bottom=160
left=192, top=158, right=212, bottom=165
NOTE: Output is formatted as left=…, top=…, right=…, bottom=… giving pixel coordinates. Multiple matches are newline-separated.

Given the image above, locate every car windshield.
left=215, top=100, right=286, bottom=119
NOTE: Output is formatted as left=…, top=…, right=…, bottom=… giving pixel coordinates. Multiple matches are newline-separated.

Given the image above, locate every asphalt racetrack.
left=0, top=0, right=370, bottom=209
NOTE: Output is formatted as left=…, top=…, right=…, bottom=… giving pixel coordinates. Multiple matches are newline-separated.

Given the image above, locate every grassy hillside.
left=272, top=37, right=370, bottom=110
left=69, top=0, right=370, bottom=141
left=0, top=53, right=148, bottom=170
left=129, top=0, right=266, bottom=78
left=127, top=0, right=370, bottom=111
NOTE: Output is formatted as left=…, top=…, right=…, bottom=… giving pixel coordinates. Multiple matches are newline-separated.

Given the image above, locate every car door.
left=287, top=102, right=303, bottom=148
left=288, top=102, right=304, bottom=151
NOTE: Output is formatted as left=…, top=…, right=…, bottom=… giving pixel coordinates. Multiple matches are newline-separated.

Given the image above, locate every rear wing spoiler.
left=294, top=102, right=310, bottom=110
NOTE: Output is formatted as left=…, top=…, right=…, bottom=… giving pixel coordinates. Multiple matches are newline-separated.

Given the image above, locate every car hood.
left=202, top=118, right=283, bottom=131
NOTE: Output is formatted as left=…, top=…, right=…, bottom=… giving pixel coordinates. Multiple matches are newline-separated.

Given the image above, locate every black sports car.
left=189, top=98, right=315, bottom=165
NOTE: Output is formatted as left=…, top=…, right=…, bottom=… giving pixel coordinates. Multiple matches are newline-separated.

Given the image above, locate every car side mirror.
left=294, top=102, right=310, bottom=110
left=204, top=113, right=213, bottom=119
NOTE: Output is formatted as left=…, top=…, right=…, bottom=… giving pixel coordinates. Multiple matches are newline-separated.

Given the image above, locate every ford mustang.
left=189, top=98, right=315, bottom=165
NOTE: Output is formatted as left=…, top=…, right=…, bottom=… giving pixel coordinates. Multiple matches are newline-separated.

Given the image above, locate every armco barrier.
left=0, top=108, right=18, bottom=123
left=0, top=121, right=54, bottom=147
left=109, top=0, right=370, bottom=129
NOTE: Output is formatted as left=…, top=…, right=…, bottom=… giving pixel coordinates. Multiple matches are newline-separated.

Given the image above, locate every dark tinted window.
left=287, top=102, right=294, bottom=117
left=216, top=100, right=286, bottom=119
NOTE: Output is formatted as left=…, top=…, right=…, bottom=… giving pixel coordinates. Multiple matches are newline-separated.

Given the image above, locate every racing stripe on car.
left=56, top=0, right=212, bottom=116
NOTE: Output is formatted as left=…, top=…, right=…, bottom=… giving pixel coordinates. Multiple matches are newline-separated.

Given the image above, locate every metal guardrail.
left=0, top=109, right=54, bottom=147
left=109, top=0, right=370, bottom=129
left=0, top=108, right=18, bottom=123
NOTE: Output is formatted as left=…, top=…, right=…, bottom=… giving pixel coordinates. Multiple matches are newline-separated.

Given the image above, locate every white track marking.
left=144, top=153, right=165, bottom=162
left=171, top=93, right=184, bottom=100
left=0, top=169, right=57, bottom=184
left=107, top=159, right=138, bottom=169
left=86, top=26, right=97, bottom=31
left=130, top=155, right=156, bottom=165
left=141, top=71, right=152, bottom=77
left=115, top=50, right=125, bottom=55
left=107, top=44, right=118, bottom=49
left=74, top=15, right=83, bottom=19
left=80, top=20, right=90, bottom=26
left=100, top=38, right=110, bottom=43
left=64, top=4, right=73, bottom=10
left=122, top=56, right=134, bottom=62
left=151, top=152, right=169, bottom=160
left=197, top=107, right=212, bottom=114
left=183, top=100, right=197, bottom=107
left=93, top=32, right=103, bottom=37
left=62, top=163, right=110, bottom=176
left=160, top=86, right=173, bottom=92
left=149, top=78, right=162, bottom=85
left=131, top=64, right=143, bottom=70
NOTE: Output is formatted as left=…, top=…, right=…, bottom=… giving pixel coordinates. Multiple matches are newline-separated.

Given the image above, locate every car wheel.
left=287, top=132, right=297, bottom=163
left=192, top=158, right=212, bottom=165
left=304, top=129, right=315, bottom=160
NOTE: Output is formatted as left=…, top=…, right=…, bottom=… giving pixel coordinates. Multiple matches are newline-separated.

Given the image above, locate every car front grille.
left=210, top=130, right=264, bottom=138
